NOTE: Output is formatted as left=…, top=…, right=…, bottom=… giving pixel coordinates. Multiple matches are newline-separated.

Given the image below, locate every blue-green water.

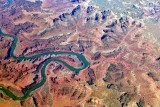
left=0, top=0, right=12, bottom=9
left=0, top=28, right=90, bottom=100
left=0, top=0, right=90, bottom=100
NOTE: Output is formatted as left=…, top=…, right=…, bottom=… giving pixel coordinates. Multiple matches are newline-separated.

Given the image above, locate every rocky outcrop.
left=119, top=93, right=131, bottom=107
left=70, top=0, right=86, bottom=3
left=12, top=22, right=36, bottom=35
left=87, top=68, right=96, bottom=85
left=103, top=63, right=124, bottom=83
left=71, top=5, right=81, bottom=16
left=136, top=99, right=145, bottom=107
left=92, top=51, right=101, bottom=60
left=15, top=0, right=42, bottom=12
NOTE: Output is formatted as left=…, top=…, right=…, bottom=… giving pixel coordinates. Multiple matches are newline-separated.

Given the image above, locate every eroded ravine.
left=0, top=28, right=90, bottom=100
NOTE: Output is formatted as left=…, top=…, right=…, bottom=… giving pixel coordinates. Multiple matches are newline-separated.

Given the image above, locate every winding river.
left=0, top=28, right=89, bottom=100
left=0, top=0, right=12, bottom=9
left=0, top=0, right=89, bottom=100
